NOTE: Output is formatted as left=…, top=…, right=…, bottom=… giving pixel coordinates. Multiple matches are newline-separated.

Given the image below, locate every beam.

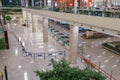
left=23, top=8, right=120, bottom=32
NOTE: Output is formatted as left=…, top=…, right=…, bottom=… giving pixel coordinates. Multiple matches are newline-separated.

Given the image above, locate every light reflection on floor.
left=0, top=23, right=120, bottom=80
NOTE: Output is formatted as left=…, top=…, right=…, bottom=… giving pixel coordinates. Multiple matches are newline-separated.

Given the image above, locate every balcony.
left=23, top=8, right=120, bottom=32
left=27, top=6, right=120, bottom=19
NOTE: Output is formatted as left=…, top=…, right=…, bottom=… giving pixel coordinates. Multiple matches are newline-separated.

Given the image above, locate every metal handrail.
left=79, top=54, right=116, bottom=80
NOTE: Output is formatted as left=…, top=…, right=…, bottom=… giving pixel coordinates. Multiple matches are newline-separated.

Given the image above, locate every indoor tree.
left=35, top=59, right=106, bottom=80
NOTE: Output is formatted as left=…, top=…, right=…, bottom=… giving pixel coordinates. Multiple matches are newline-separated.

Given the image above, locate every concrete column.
left=21, top=0, right=23, bottom=7
left=31, top=14, right=36, bottom=32
left=26, top=0, right=28, bottom=7
left=22, top=11, right=26, bottom=22
left=103, top=0, right=105, bottom=7
left=109, top=0, right=112, bottom=7
left=32, top=0, right=34, bottom=7
left=93, top=0, right=96, bottom=7
left=0, top=0, right=2, bottom=6
left=69, top=25, right=79, bottom=64
left=74, top=0, right=78, bottom=14
left=40, top=0, right=42, bottom=8
left=51, top=0, right=55, bottom=10
left=44, top=0, right=47, bottom=7
left=42, top=17, right=48, bottom=42
left=25, top=12, right=28, bottom=26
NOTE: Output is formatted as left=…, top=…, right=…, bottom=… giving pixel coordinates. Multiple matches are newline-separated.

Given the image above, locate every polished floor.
left=49, top=22, right=120, bottom=80
left=0, top=22, right=120, bottom=80
left=0, top=22, right=85, bottom=80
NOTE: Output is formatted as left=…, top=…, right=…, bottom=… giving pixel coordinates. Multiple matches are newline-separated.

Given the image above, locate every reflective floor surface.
left=0, top=23, right=85, bottom=80
left=0, top=22, right=120, bottom=80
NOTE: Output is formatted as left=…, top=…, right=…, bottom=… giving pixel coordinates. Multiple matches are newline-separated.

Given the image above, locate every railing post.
left=98, top=62, right=101, bottom=72
left=81, top=43, right=84, bottom=62
left=110, top=70, right=113, bottom=80
left=89, top=56, right=91, bottom=63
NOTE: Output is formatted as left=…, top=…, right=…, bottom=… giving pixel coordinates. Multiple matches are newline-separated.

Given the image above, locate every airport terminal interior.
left=0, top=0, right=120, bottom=80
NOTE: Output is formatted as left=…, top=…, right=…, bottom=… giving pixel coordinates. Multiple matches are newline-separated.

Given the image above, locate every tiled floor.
left=82, top=37, right=120, bottom=80
left=0, top=21, right=120, bottom=80
left=0, top=22, right=85, bottom=80
left=50, top=22, right=120, bottom=80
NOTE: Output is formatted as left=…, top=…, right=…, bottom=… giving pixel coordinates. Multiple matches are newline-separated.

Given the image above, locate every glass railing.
left=27, top=6, right=120, bottom=19
left=77, top=8, right=120, bottom=18
left=1, top=6, right=119, bottom=19
left=0, top=6, right=22, bottom=14
left=0, top=6, right=22, bottom=9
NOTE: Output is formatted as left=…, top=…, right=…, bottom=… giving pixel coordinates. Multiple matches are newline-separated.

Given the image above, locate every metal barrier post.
left=110, top=70, right=113, bottom=80
left=44, top=53, right=46, bottom=60
left=81, top=43, right=84, bottom=62
left=98, top=62, right=101, bottom=72
left=89, top=56, right=91, bottom=65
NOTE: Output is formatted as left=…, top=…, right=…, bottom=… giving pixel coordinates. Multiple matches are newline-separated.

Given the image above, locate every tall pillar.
left=0, top=0, right=2, bottom=6
left=40, top=0, right=42, bottom=8
left=51, top=0, right=55, bottom=10
left=21, top=0, right=23, bottom=7
left=31, top=14, right=36, bottom=32
left=32, top=0, right=34, bottom=7
left=42, top=17, right=48, bottom=42
left=26, top=0, right=28, bottom=7
left=74, top=0, right=78, bottom=14
left=103, top=0, right=105, bottom=7
left=69, top=25, right=79, bottom=64
left=82, top=0, right=85, bottom=8
left=109, top=0, right=112, bottom=7
left=44, top=0, right=47, bottom=7
left=104, top=0, right=108, bottom=7
left=93, top=0, right=96, bottom=7
left=25, top=12, right=28, bottom=26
